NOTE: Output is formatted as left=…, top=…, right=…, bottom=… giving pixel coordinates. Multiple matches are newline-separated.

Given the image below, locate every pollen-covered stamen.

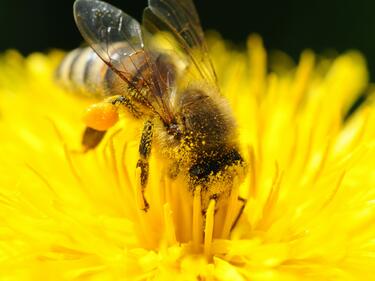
left=83, top=102, right=119, bottom=131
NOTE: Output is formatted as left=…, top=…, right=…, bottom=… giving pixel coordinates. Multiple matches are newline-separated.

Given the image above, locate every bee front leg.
left=82, top=95, right=141, bottom=151
left=136, top=120, right=154, bottom=211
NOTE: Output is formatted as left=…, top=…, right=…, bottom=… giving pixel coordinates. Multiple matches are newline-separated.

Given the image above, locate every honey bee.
left=56, top=0, right=246, bottom=213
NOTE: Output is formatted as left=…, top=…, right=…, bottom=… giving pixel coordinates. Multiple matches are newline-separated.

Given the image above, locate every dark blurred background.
left=1, top=0, right=375, bottom=79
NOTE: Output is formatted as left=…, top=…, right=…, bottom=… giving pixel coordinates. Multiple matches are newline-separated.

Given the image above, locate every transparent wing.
left=74, top=0, right=143, bottom=84
left=73, top=0, right=175, bottom=122
left=143, top=0, right=218, bottom=88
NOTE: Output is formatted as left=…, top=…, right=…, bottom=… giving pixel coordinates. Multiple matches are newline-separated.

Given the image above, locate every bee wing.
left=74, top=0, right=143, bottom=85
left=143, top=0, right=218, bottom=88
left=73, top=0, right=175, bottom=122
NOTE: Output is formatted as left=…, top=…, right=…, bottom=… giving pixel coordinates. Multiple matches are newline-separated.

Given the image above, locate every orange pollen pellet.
left=83, top=102, right=119, bottom=131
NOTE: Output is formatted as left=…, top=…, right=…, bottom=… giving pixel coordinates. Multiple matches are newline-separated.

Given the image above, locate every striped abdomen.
left=55, top=43, right=154, bottom=97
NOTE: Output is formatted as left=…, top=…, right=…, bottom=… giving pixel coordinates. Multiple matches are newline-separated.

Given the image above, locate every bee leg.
left=230, top=196, right=247, bottom=232
left=136, top=120, right=154, bottom=212
left=109, top=95, right=142, bottom=119
left=82, top=127, right=107, bottom=152
left=82, top=95, right=142, bottom=151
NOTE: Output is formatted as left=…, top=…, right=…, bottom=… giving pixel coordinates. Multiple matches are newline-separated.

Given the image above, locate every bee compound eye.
left=166, top=122, right=182, bottom=140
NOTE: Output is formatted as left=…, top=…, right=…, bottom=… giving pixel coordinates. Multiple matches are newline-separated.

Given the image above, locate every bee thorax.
left=177, top=88, right=237, bottom=149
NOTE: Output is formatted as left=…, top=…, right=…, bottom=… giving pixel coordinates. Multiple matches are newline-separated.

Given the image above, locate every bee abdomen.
left=55, top=43, right=156, bottom=97
left=189, top=148, right=244, bottom=183
left=56, top=47, right=109, bottom=96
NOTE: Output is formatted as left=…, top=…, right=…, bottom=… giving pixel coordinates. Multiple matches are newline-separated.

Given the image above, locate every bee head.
left=165, top=120, right=182, bottom=141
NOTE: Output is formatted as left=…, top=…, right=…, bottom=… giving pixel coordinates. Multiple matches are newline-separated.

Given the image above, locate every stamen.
left=292, top=50, right=315, bottom=107
left=311, top=137, right=333, bottom=183
left=258, top=163, right=283, bottom=229
left=158, top=176, right=167, bottom=214
left=108, top=134, right=121, bottom=190
left=99, top=129, right=133, bottom=207
left=320, top=171, right=346, bottom=210
left=25, top=163, right=58, bottom=197
left=175, top=178, right=193, bottom=242
left=247, top=145, right=257, bottom=198
left=165, top=176, right=181, bottom=241
left=163, top=203, right=177, bottom=245
left=101, top=128, right=121, bottom=168
left=120, top=142, right=133, bottom=194
left=192, top=186, right=202, bottom=252
left=46, top=117, right=84, bottom=188
left=247, top=34, right=266, bottom=100
left=64, top=144, right=83, bottom=185
left=204, top=199, right=216, bottom=258
left=221, top=178, right=240, bottom=238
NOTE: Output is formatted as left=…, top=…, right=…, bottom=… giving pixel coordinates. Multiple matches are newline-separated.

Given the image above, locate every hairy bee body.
left=57, top=46, right=245, bottom=210
left=156, top=86, right=245, bottom=209
left=59, top=0, right=247, bottom=212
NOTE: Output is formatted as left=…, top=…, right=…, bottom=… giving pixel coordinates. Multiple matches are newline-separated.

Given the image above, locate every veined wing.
left=73, top=0, right=175, bottom=123
left=143, top=0, right=218, bottom=89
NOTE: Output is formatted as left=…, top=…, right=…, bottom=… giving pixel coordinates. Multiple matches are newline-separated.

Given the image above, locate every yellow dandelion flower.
left=1, top=33, right=375, bottom=281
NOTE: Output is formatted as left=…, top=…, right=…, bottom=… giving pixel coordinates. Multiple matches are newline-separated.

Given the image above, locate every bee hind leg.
left=82, top=95, right=142, bottom=151
left=109, top=95, right=142, bottom=119
left=82, top=127, right=107, bottom=152
left=136, top=120, right=154, bottom=212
